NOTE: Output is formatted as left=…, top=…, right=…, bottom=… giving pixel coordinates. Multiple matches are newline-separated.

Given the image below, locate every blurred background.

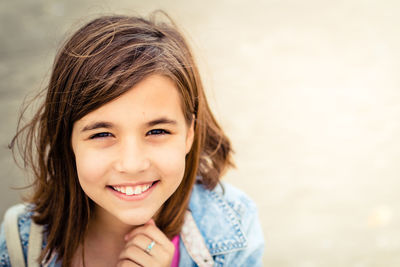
left=1, top=0, right=400, bottom=266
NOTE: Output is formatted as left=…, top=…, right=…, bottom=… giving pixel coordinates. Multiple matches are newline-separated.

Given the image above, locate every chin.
left=118, top=212, right=155, bottom=226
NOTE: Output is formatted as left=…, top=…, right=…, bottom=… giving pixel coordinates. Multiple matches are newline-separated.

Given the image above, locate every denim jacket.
left=0, top=182, right=264, bottom=266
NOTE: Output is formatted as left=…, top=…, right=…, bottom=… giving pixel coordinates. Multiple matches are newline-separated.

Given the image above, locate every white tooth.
left=134, top=186, right=142, bottom=195
left=115, top=186, right=121, bottom=192
left=140, top=185, right=146, bottom=192
left=142, top=184, right=150, bottom=192
left=121, top=187, right=126, bottom=194
left=126, top=187, right=134, bottom=195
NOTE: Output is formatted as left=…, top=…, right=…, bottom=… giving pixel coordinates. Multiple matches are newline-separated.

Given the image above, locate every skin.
left=71, top=74, right=194, bottom=266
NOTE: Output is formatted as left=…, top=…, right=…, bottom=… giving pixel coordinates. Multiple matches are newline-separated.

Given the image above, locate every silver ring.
left=145, top=240, right=156, bottom=254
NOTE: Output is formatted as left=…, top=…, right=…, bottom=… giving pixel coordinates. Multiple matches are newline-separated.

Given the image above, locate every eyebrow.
left=146, top=117, right=177, bottom=127
left=81, top=122, right=114, bottom=132
left=80, top=117, right=177, bottom=133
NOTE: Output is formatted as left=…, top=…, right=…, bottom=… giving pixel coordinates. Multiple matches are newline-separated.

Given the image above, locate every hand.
left=117, top=219, right=175, bottom=267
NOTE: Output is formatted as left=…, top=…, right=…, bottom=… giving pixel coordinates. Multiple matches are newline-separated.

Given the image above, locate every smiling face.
left=71, top=75, right=194, bottom=227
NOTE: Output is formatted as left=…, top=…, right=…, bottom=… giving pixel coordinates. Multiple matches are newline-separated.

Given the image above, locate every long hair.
left=10, top=12, right=233, bottom=266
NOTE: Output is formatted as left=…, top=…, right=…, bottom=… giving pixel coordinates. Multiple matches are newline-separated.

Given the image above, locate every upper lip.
left=108, top=181, right=158, bottom=187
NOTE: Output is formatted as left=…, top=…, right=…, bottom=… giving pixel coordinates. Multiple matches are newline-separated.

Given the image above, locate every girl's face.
left=71, top=75, right=194, bottom=227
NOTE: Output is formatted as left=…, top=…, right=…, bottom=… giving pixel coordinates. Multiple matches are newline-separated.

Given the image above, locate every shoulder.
left=189, top=182, right=258, bottom=222
left=0, top=204, right=35, bottom=266
left=189, top=181, right=259, bottom=226
left=188, top=182, right=264, bottom=265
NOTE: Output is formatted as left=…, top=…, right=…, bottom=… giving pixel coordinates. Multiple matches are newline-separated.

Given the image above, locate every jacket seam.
left=207, top=189, right=248, bottom=255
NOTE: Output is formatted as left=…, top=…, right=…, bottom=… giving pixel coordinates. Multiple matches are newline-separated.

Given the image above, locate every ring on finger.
left=145, top=240, right=156, bottom=254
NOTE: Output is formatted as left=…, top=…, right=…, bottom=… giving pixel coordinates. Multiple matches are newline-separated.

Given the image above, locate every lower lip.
left=107, top=181, right=159, bottom=201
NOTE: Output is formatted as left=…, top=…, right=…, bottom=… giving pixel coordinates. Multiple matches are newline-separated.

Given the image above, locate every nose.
left=114, top=136, right=150, bottom=174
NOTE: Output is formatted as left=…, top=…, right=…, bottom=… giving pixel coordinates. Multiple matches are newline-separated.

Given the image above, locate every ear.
left=185, top=115, right=195, bottom=154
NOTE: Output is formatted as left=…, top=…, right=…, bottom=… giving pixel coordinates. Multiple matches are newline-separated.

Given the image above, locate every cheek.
left=74, top=148, right=111, bottom=184
left=151, top=143, right=187, bottom=181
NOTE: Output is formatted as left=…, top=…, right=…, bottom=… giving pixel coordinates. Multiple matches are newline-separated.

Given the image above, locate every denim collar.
left=188, top=183, right=248, bottom=255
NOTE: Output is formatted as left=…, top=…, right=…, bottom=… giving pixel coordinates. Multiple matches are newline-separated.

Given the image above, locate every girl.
left=0, top=12, right=264, bottom=267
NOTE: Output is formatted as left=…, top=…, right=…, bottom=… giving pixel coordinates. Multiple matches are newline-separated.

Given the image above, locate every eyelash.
left=89, top=132, right=113, bottom=139
left=89, top=129, right=170, bottom=139
left=146, top=129, right=170, bottom=136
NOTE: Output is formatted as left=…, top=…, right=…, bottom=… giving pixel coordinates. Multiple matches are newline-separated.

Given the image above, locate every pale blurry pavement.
left=1, top=0, right=400, bottom=266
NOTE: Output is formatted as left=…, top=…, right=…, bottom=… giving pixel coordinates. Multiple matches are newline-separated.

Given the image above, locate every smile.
left=108, top=181, right=158, bottom=196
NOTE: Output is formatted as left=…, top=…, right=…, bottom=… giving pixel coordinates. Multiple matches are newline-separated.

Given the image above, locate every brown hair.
left=10, top=12, right=233, bottom=266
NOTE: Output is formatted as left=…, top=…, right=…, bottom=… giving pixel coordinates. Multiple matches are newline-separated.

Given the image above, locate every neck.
left=76, top=206, right=138, bottom=266
left=87, top=206, right=137, bottom=245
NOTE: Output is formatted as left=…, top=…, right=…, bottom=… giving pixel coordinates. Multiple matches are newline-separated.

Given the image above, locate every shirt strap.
left=28, top=214, right=43, bottom=267
left=4, top=204, right=26, bottom=267
left=3, top=204, right=44, bottom=267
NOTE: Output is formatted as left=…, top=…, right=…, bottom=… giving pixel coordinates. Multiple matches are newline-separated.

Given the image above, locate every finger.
left=126, top=234, right=170, bottom=259
left=125, top=219, right=155, bottom=241
left=119, top=243, right=154, bottom=267
left=126, top=234, right=154, bottom=255
left=125, top=222, right=173, bottom=252
left=116, top=259, right=141, bottom=267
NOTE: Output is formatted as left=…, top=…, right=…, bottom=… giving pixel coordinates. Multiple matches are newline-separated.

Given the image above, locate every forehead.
left=75, top=75, right=185, bottom=126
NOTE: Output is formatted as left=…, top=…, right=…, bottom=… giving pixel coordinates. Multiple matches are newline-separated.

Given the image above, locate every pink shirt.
left=171, top=235, right=180, bottom=267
